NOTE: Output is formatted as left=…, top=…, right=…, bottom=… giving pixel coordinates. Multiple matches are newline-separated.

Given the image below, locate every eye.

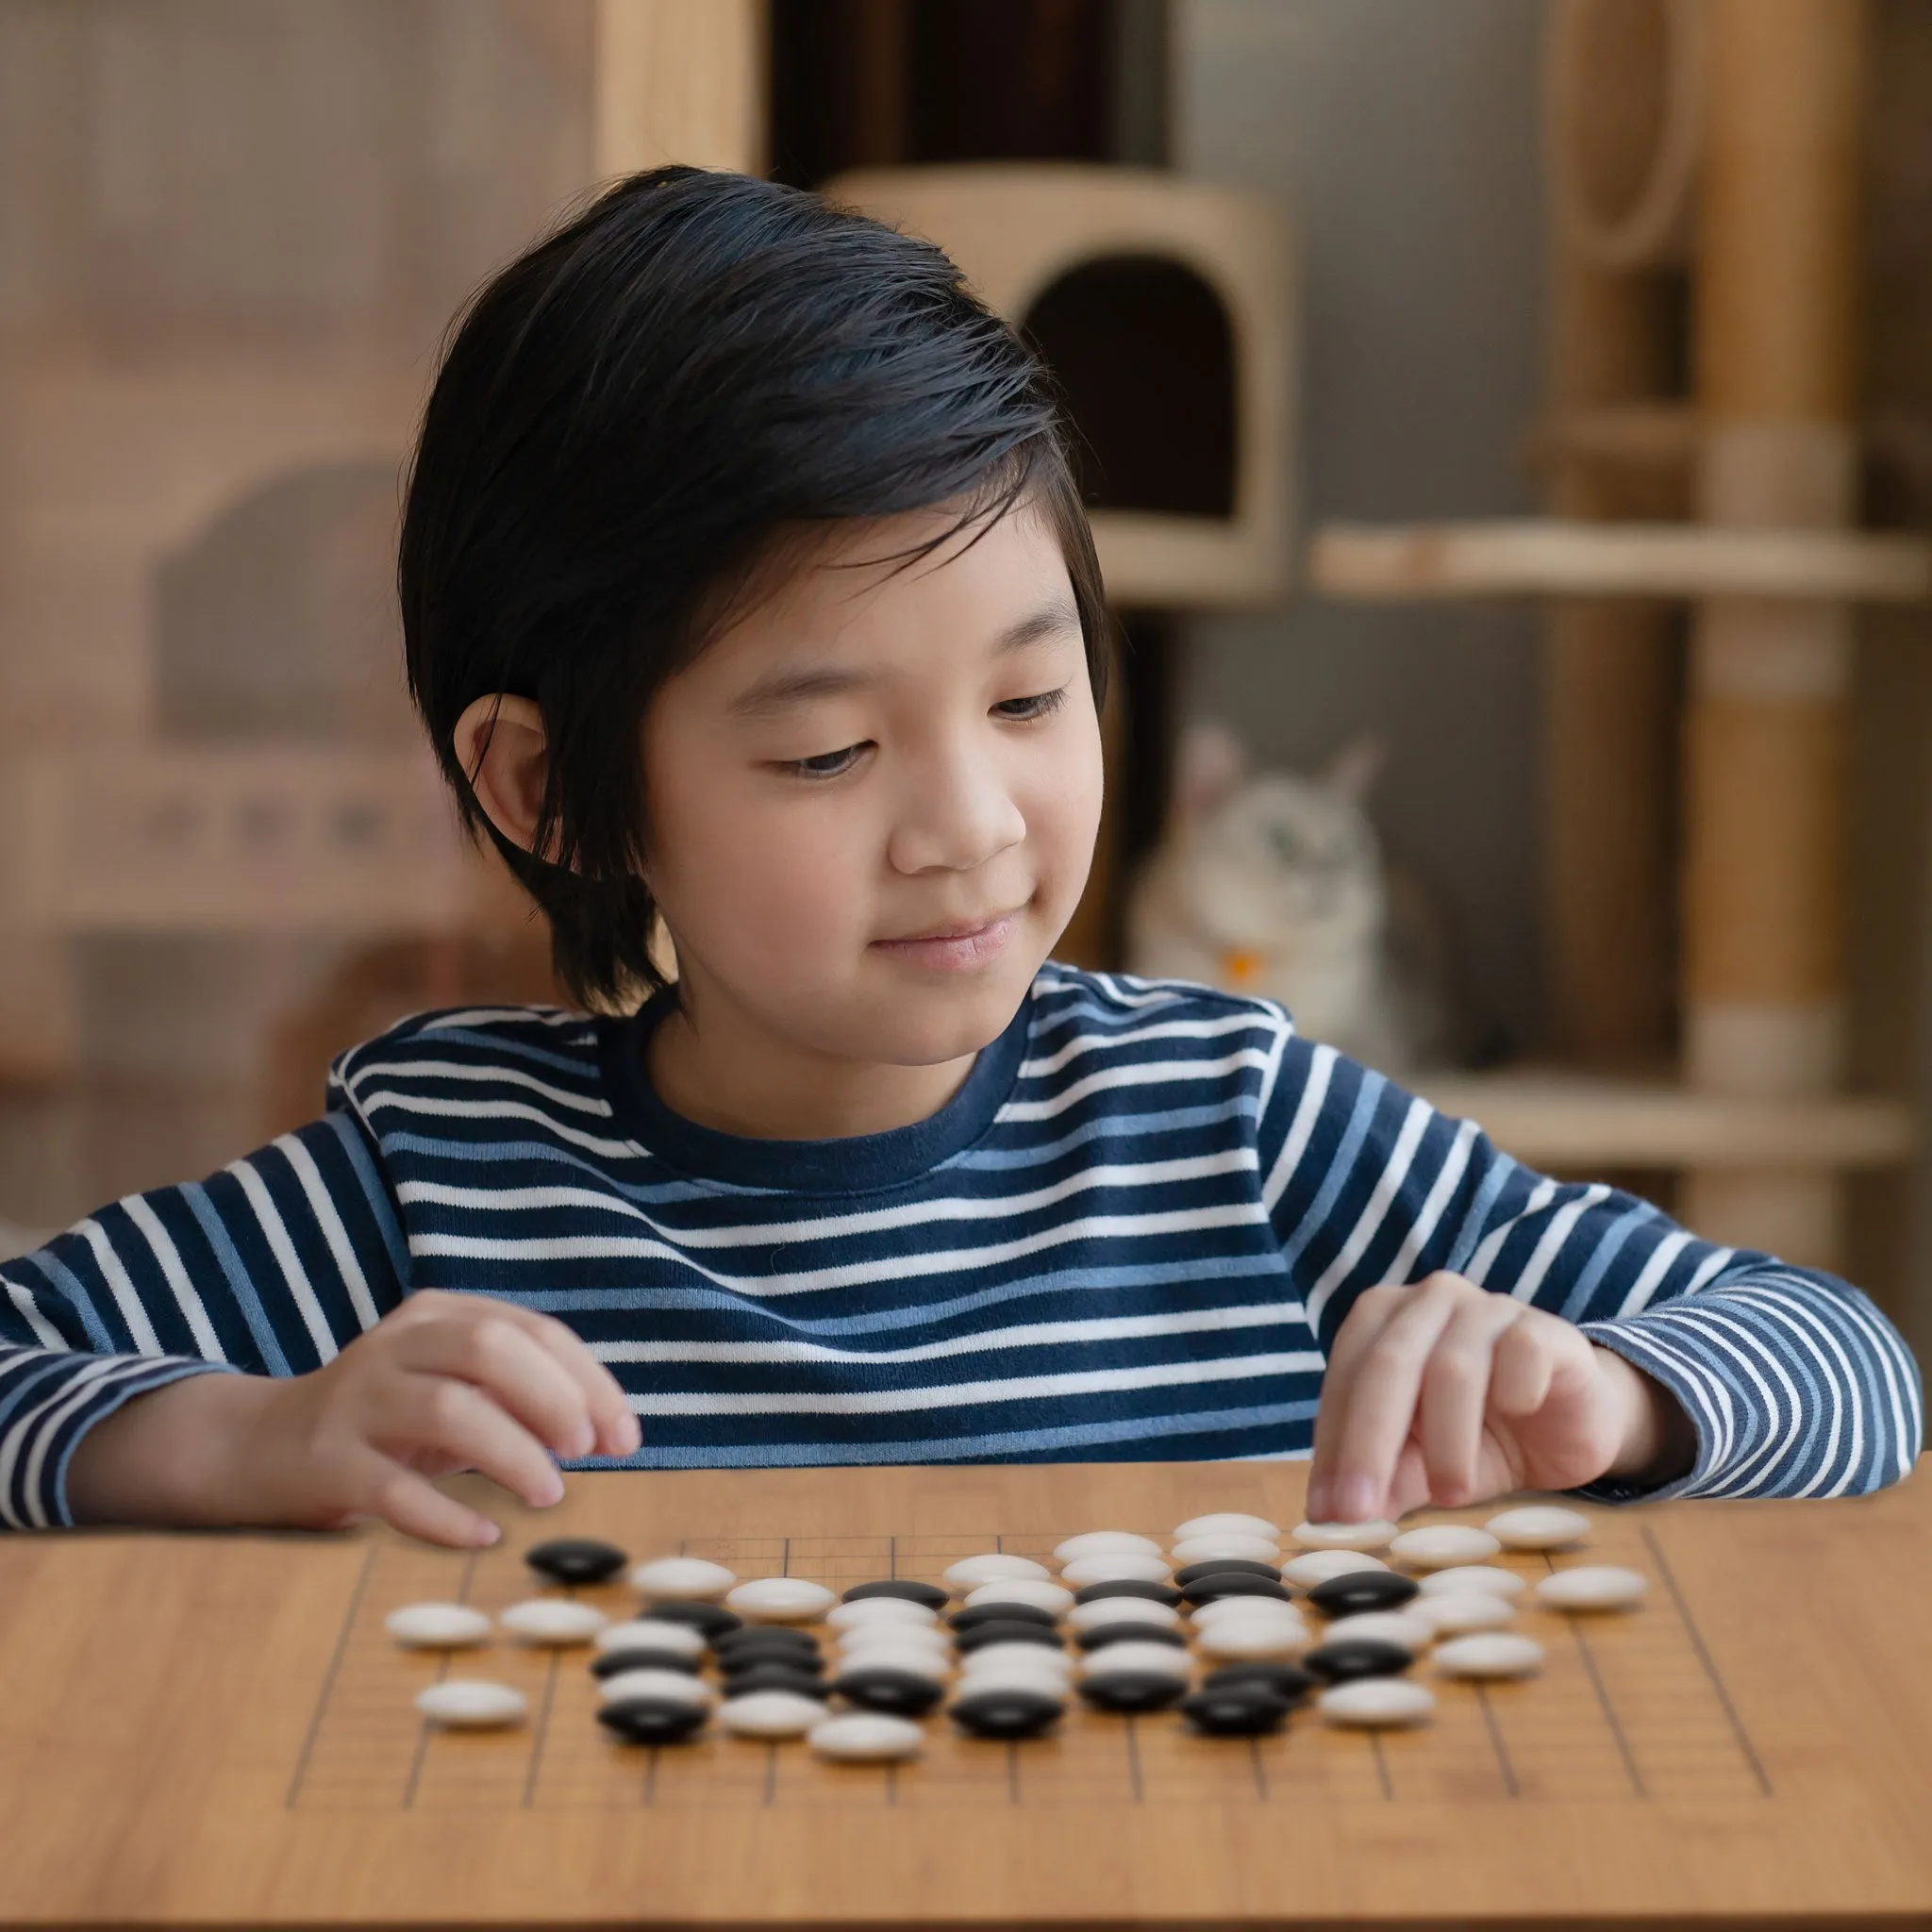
left=993, top=686, right=1069, bottom=722
left=782, top=742, right=869, bottom=780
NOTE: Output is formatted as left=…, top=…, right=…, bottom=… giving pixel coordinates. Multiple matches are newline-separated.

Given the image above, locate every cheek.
left=1024, top=698, right=1108, bottom=882
left=647, top=758, right=868, bottom=961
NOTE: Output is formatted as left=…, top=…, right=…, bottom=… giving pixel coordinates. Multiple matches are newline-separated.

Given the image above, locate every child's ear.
left=453, top=693, right=558, bottom=861
left=1172, top=720, right=1249, bottom=824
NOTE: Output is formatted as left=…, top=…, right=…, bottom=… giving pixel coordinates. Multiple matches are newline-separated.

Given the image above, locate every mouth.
left=871, top=907, right=1027, bottom=970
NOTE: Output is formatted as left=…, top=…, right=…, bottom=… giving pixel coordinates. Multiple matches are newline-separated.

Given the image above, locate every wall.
left=1172, top=0, right=1547, bottom=1053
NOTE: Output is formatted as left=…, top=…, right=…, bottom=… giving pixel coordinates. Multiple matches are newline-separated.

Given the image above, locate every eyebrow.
left=726, top=596, right=1081, bottom=719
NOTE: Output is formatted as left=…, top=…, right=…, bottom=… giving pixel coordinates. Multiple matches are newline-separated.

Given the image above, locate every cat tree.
left=1310, top=0, right=1921, bottom=1272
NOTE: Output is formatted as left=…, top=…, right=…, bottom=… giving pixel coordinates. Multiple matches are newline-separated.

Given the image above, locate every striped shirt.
left=0, top=966, right=1921, bottom=1529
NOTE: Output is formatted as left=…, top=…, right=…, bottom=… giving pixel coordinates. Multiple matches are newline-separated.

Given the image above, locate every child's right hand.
left=64, top=1291, right=641, bottom=1547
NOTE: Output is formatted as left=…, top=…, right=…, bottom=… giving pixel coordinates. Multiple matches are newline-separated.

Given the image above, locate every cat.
left=1125, top=722, right=1466, bottom=1075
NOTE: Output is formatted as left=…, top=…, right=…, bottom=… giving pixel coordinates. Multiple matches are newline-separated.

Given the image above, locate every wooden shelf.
left=1412, top=1068, right=1915, bottom=1171
left=1309, top=518, right=1932, bottom=604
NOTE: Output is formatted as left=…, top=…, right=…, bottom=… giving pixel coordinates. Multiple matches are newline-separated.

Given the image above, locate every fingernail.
left=539, top=1469, right=565, bottom=1507
left=473, top=1521, right=502, bottom=1548
left=571, top=1424, right=595, bottom=1459
left=1336, top=1475, right=1374, bottom=1521
left=622, top=1415, right=641, bottom=1454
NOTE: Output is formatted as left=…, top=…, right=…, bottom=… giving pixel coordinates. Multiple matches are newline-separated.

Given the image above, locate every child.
left=1, top=169, right=1919, bottom=1545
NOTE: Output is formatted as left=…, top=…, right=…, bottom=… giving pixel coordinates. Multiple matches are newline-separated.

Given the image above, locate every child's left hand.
left=1303, top=1273, right=1695, bottom=1524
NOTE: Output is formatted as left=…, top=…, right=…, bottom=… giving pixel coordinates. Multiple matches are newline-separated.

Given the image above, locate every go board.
left=2, top=1458, right=1930, bottom=1928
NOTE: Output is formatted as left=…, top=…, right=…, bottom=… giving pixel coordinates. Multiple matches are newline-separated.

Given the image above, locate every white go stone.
left=1534, top=1565, right=1647, bottom=1612
left=385, top=1602, right=492, bottom=1650
left=1324, top=1609, right=1431, bottom=1655
left=838, top=1622, right=950, bottom=1654
left=959, top=1653, right=1072, bottom=1694
left=941, top=1554, right=1051, bottom=1591
left=1290, top=1520, right=1397, bottom=1553
left=1058, top=1553, right=1172, bottom=1588
left=415, top=1679, right=529, bottom=1728
left=962, top=1578, right=1074, bottom=1616
left=826, top=1597, right=939, bottom=1633
left=1409, top=1592, right=1516, bottom=1637
left=1080, top=1641, right=1192, bottom=1682
left=596, top=1667, right=715, bottom=1708
left=1281, top=1551, right=1391, bottom=1591
left=1389, top=1525, right=1503, bottom=1571
left=1191, top=1593, right=1305, bottom=1628
left=499, top=1598, right=608, bottom=1646
left=720, top=1690, right=827, bottom=1739
left=1319, top=1679, right=1436, bottom=1728
left=835, top=1641, right=950, bottom=1681
left=808, top=1712, right=924, bottom=1762
left=725, top=1577, right=839, bottom=1623
left=629, top=1557, right=737, bottom=1602
left=961, top=1641, right=1073, bottom=1677
left=1053, top=1530, right=1163, bottom=1562
left=1067, top=1596, right=1182, bottom=1633
left=1433, top=1632, right=1545, bottom=1680
left=1195, top=1618, right=1312, bottom=1661
left=595, top=1618, right=708, bottom=1662
left=1418, top=1564, right=1527, bottom=1599
left=1170, top=1534, right=1280, bottom=1567
left=1174, top=1512, right=1278, bottom=1541
left=1484, top=1505, right=1591, bottom=1551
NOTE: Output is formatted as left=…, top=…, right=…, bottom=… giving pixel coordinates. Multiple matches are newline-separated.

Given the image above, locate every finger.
left=516, top=1311, right=641, bottom=1458
left=395, top=1309, right=600, bottom=1461
left=1490, top=1310, right=1561, bottom=1419
left=427, top=1296, right=640, bottom=1459
left=375, top=1372, right=568, bottom=1510
left=1307, top=1286, right=1408, bottom=1519
left=338, top=1443, right=503, bottom=1549
left=1323, top=1277, right=1470, bottom=1522
left=1417, top=1295, right=1524, bottom=1506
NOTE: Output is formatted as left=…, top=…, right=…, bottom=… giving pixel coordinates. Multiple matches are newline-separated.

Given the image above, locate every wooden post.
left=593, top=0, right=766, bottom=178
left=1679, top=0, right=1869, bottom=1265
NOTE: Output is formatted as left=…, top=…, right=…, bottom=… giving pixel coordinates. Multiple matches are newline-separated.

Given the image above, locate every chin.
left=852, top=959, right=1039, bottom=1066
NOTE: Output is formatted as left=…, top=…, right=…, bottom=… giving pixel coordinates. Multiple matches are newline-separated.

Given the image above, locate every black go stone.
left=1077, top=1672, right=1189, bottom=1715
left=833, top=1668, right=945, bottom=1717
left=1072, top=1578, right=1182, bottom=1609
left=954, top=1618, right=1065, bottom=1654
left=949, top=1602, right=1058, bottom=1632
left=1304, top=1638, right=1414, bottom=1684
left=950, top=1689, right=1063, bottom=1740
left=1180, top=1687, right=1292, bottom=1738
left=712, top=1627, right=820, bottom=1659
left=591, top=1648, right=701, bottom=1679
left=841, top=1579, right=948, bottom=1610
left=1179, top=1572, right=1293, bottom=1607
left=597, top=1697, right=708, bottom=1745
left=720, top=1645, right=825, bottom=1677
left=1075, top=1623, right=1188, bottom=1653
left=1172, top=1557, right=1281, bottom=1588
left=1306, top=1571, right=1420, bottom=1618
left=642, top=1602, right=742, bottom=1639
left=717, top=1663, right=829, bottom=1700
left=1205, top=1661, right=1316, bottom=1704
left=525, top=1537, right=630, bottom=1587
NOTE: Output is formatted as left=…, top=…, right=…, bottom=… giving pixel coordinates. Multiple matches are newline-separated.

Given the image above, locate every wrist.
left=64, top=1371, right=280, bottom=1528
left=1592, top=1344, right=1697, bottom=1488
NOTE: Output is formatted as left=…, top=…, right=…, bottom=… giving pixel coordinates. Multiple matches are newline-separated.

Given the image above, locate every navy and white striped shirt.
left=1, top=967, right=1921, bottom=1529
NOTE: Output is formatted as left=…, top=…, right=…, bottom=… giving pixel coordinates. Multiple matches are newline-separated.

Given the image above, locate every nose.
left=885, top=732, right=1026, bottom=875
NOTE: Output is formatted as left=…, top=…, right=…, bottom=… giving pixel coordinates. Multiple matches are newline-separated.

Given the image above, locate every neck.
left=645, top=974, right=982, bottom=1141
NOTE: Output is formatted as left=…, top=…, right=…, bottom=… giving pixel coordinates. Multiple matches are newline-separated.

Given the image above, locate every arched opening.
left=1021, top=254, right=1236, bottom=519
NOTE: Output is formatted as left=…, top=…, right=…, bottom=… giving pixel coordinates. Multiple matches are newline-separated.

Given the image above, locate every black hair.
left=399, top=165, right=1109, bottom=1012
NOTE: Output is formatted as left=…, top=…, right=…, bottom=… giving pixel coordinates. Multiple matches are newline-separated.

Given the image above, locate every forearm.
left=62, top=1370, right=278, bottom=1529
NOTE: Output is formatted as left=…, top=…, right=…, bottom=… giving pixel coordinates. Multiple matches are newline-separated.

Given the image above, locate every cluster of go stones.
left=390, top=1509, right=1648, bottom=1757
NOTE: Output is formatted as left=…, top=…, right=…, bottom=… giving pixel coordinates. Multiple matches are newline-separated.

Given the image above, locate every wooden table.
left=1, top=1461, right=1928, bottom=1929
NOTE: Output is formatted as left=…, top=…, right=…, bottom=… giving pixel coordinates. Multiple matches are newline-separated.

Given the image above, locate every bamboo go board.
left=1, top=1461, right=1929, bottom=1927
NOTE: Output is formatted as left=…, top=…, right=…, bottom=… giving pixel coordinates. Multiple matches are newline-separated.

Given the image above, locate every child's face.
left=642, top=502, right=1104, bottom=1069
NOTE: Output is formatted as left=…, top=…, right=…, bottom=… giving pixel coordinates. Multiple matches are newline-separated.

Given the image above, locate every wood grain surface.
left=1, top=1460, right=1929, bottom=1929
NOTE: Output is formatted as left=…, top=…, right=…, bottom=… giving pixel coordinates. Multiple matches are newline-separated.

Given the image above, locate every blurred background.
left=0, top=0, right=1926, bottom=1360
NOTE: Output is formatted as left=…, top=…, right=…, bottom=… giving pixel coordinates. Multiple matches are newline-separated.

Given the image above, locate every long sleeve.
left=1255, top=1025, right=1925, bottom=1499
left=0, top=1103, right=409, bottom=1530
